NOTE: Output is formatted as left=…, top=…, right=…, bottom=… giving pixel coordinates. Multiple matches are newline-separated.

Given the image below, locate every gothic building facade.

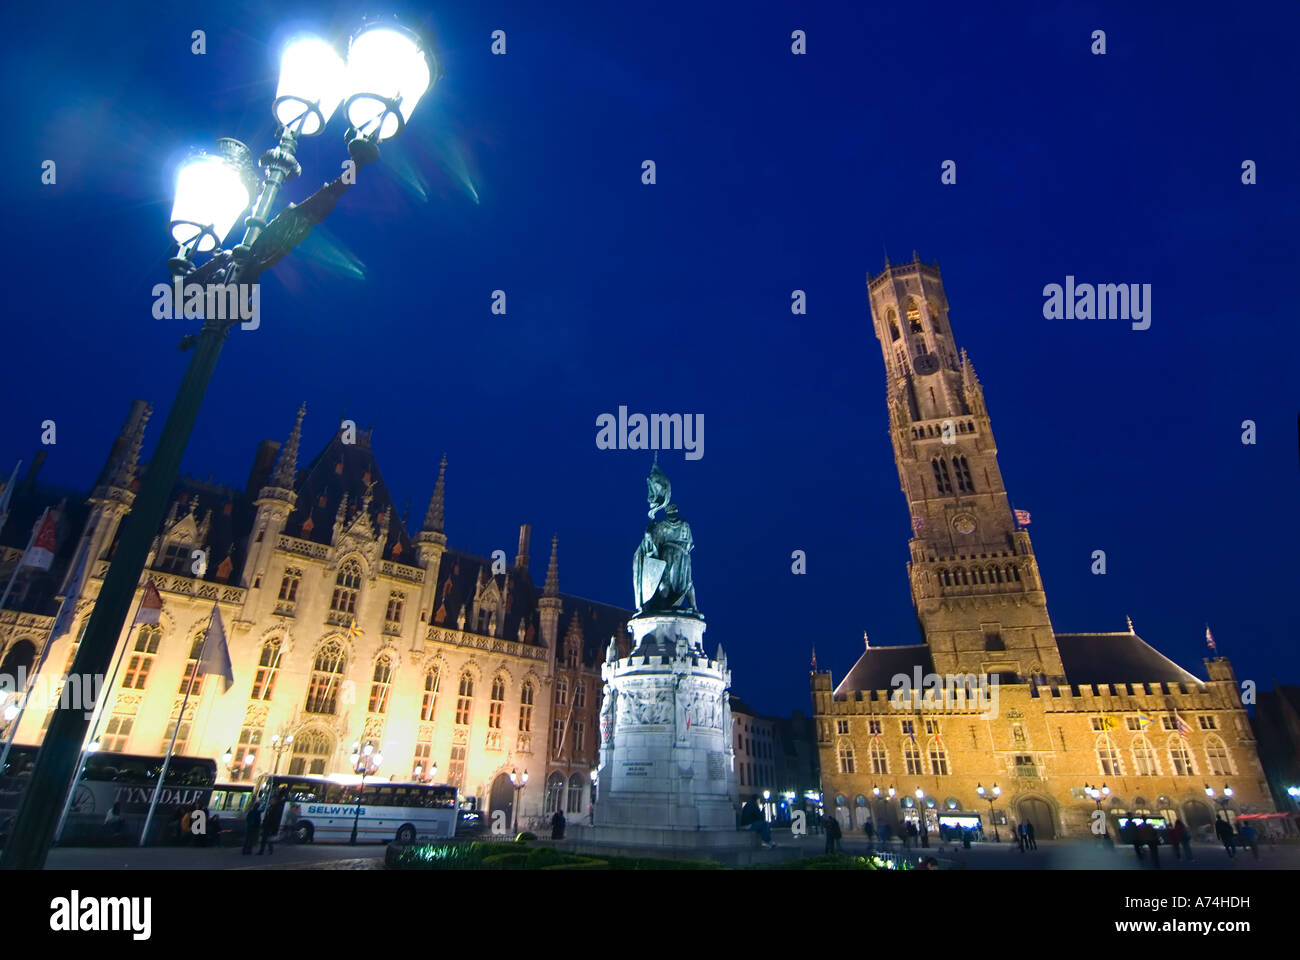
left=0, top=402, right=631, bottom=828
left=811, top=255, right=1274, bottom=841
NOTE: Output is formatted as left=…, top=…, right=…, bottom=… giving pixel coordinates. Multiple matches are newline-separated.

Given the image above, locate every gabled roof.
left=833, top=644, right=935, bottom=697
left=1056, top=632, right=1203, bottom=688
left=284, top=429, right=415, bottom=563
left=558, top=597, right=631, bottom=667
left=429, top=548, right=542, bottom=645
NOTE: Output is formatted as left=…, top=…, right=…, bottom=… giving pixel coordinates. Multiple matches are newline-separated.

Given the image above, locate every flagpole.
left=0, top=507, right=49, bottom=615
left=140, top=606, right=212, bottom=846
left=0, top=537, right=90, bottom=778
left=0, top=460, right=22, bottom=537
left=52, top=581, right=146, bottom=845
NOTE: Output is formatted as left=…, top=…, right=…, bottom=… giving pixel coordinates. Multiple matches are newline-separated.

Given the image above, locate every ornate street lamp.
left=1, top=17, right=440, bottom=869
left=413, top=761, right=438, bottom=784
left=1205, top=784, right=1234, bottom=816
left=976, top=782, right=1002, bottom=842
left=348, top=740, right=383, bottom=845
left=508, top=769, right=528, bottom=834
left=268, top=733, right=295, bottom=780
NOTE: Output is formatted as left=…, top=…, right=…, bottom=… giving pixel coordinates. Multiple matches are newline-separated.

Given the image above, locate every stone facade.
left=0, top=404, right=631, bottom=830
left=811, top=256, right=1276, bottom=841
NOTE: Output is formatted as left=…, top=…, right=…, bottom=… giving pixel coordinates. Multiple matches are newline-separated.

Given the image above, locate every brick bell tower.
left=868, top=253, right=1065, bottom=683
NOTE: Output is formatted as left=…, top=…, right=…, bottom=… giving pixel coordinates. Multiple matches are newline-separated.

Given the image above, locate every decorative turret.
left=423, top=455, right=446, bottom=534
left=514, top=523, right=531, bottom=573
left=538, top=535, right=562, bottom=647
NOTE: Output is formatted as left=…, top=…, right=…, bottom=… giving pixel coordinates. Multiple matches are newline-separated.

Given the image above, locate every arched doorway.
left=287, top=729, right=334, bottom=776
left=1182, top=799, right=1215, bottom=839
left=1017, top=797, right=1056, bottom=839
left=489, top=772, right=514, bottom=832
left=0, top=640, right=36, bottom=681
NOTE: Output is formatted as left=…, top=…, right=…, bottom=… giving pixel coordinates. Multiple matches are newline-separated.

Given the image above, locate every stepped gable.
left=284, top=427, right=415, bottom=563
left=833, top=644, right=935, bottom=698
left=1056, top=632, right=1203, bottom=687
left=159, top=476, right=252, bottom=584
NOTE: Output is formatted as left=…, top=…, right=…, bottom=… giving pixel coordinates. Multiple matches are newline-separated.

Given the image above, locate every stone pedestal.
left=575, top=613, right=755, bottom=852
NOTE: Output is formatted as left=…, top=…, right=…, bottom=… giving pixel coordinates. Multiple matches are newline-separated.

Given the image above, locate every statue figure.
left=632, top=463, right=698, bottom=614
left=600, top=683, right=616, bottom=745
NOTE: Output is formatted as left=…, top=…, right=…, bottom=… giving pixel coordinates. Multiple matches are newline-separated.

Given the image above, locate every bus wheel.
left=296, top=822, right=314, bottom=844
left=395, top=824, right=416, bottom=844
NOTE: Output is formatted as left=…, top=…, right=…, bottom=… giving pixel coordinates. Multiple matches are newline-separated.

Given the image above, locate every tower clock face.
left=953, top=514, right=977, bottom=535
left=913, top=354, right=940, bottom=376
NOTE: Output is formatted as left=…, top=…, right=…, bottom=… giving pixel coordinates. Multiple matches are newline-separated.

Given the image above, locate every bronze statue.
left=632, top=463, right=698, bottom=614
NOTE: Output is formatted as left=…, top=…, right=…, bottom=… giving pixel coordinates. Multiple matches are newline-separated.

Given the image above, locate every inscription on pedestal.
left=707, top=751, right=725, bottom=780
left=622, top=760, right=653, bottom=778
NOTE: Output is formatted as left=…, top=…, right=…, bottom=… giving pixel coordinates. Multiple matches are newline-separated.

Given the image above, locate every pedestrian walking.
left=1239, top=822, right=1259, bottom=859
left=258, top=790, right=286, bottom=855
left=824, top=810, right=842, bottom=855
left=1138, top=820, right=1159, bottom=868
left=1125, top=821, right=1144, bottom=861
left=1167, top=819, right=1185, bottom=860
left=242, top=799, right=262, bottom=855
left=1214, top=817, right=1236, bottom=859
left=551, top=808, right=566, bottom=840
left=904, top=820, right=918, bottom=850
left=1025, top=820, right=1037, bottom=851
left=864, top=820, right=875, bottom=843
left=919, top=819, right=929, bottom=849
left=1179, top=819, right=1193, bottom=861
left=1016, top=822, right=1027, bottom=853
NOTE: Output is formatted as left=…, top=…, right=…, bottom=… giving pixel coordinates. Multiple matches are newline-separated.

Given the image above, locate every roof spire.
left=271, top=402, right=306, bottom=488
left=863, top=631, right=871, bottom=650
left=515, top=523, right=531, bottom=572
left=424, top=454, right=446, bottom=532
left=544, top=534, right=559, bottom=597
left=1126, top=615, right=1135, bottom=634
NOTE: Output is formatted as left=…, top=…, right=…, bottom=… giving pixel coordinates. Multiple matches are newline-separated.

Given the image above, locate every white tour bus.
left=253, top=773, right=458, bottom=844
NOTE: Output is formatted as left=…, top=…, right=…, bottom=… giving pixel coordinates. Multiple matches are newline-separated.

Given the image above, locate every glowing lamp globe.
left=274, top=37, right=346, bottom=136
left=169, top=154, right=253, bottom=252
left=343, top=24, right=434, bottom=141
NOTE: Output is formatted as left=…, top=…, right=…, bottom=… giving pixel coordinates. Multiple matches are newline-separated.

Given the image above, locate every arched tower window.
left=331, top=560, right=362, bottom=615
left=953, top=457, right=974, bottom=492
left=905, top=297, right=922, bottom=332
left=304, top=641, right=346, bottom=714
left=488, top=675, right=506, bottom=729
left=368, top=656, right=394, bottom=714
left=421, top=666, right=441, bottom=722
left=931, top=459, right=953, bottom=494
left=455, top=673, right=474, bottom=725
left=519, top=682, right=534, bottom=731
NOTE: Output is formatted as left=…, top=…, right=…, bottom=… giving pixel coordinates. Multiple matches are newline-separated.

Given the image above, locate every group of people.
left=1016, top=821, right=1037, bottom=851
left=241, top=788, right=297, bottom=855
left=1118, top=815, right=1260, bottom=867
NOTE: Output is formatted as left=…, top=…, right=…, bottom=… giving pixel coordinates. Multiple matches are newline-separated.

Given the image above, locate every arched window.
left=251, top=637, right=282, bottom=701
left=1204, top=736, right=1232, bottom=776
left=954, top=456, right=974, bottom=492
left=519, top=682, right=534, bottom=732
left=288, top=730, right=332, bottom=776
left=903, top=740, right=924, bottom=775
left=929, top=738, right=949, bottom=775
left=421, top=666, right=440, bottom=722
left=1168, top=736, right=1196, bottom=776
left=305, top=641, right=346, bottom=714
left=368, top=657, right=393, bottom=714
left=455, top=673, right=474, bottom=725
left=958, top=568, right=969, bottom=585
left=122, top=625, right=162, bottom=690
left=939, top=569, right=950, bottom=586
left=488, top=676, right=506, bottom=729
left=887, top=308, right=900, bottom=340
left=545, top=772, right=565, bottom=814
left=1131, top=735, right=1159, bottom=776
left=331, top=560, right=362, bottom=615
left=837, top=741, right=855, bottom=774
left=278, top=567, right=301, bottom=603
left=1095, top=734, right=1121, bottom=776
left=905, top=297, right=922, bottom=331
left=1010, top=566, right=1021, bottom=582
left=976, top=568, right=986, bottom=584
left=566, top=772, right=585, bottom=814
left=931, top=459, right=953, bottom=494
left=179, top=633, right=207, bottom=696
left=869, top=741, right=888, bottom=774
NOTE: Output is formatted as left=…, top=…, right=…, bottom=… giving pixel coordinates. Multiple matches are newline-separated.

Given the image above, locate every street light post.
left=0, top=19, right=439, bottom=870
left=1084, top=783, right=1111, bottom=842
left=348, top=740, right=383, bottom=845
left=976, top=783, right=1002, bottom=842
left=268, top=733, right=294, bottom=780
left=1205, top=784, right=1234, bottom=817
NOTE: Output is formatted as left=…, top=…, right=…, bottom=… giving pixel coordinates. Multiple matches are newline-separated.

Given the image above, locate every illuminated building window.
left=446, top=745, right=466, bottom=788
left=869, top=742, right=888, bottom=774
left=250, top=638, right=282, bottom=701
left=122, top=625, right=162, bottom=690
left=102, top=714, right=134, bottom=753
left=900, top=720, right=915, bottom=737
left=1095, top=734, right=1122, bottom=776
left=566, top=772, right=584, bottom=814
left=837, top=742, right=855, bottom=774
left=552, top=718, right=564, bottom=753
left=868, top=719, right=882, bottom=735
left=368, top=657, right=393, bottom=714
left=278, top=568, right=301, bottom=602
left=555, top=679, right=568, bottom=707
left=161, top=717, right=191, bottom=756
left=330, top=560, right=362, bottom=615
left=232, top=727, right=261, bottom=781
left=928, top=739, right=949, bottom=775
left=1132, top=735, right=1159, bottom=776
left=304, top=641, right=346, bottom=714
left=385, top=592, right=405, bottom=631
left=519, top=682, right=534, bottom=732
left=1204, top=737, right=1232, bottom=776
left=288, top=730, right=332, bottom=776
left=904, top=743, right=924, bottom=775
left=178, top=634, right=206, bottom=696
left=421, top=666, right=440, bottom=722
left=488, top=676, right=506, bottom=729
left=1168, top=738, right=1196, bottom=776
left=887, top=308, right=900, bottom=340
left=574, top=682, right=586, bottom=709
left=159, top=541, right=192, bottom=574
left=925, top=720, right=941, bottom=735
left=412, top=738, right=432, bottom=779
left=1198, top=716, right=1217, bottom=731
left=906, top=298, right=922, bottom=331
left=455, top=674, right=474, bottom=726
left=836, top=719, right=849, bottom=735
left=545, top=772, right=565, bottom=814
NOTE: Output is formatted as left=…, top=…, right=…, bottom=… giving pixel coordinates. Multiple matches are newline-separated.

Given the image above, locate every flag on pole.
left=1013, top=509, right=1031, bottom=526
left=134, top=580, right=163, bottom=625
left=197, top=603, right=234, bottom=693
left=51, top=539, right=91, bottom=639
left=1136, top=711, right=1154, bottom=730
left=912, top=516, right=926, bottom=533
left=347, top=618, right=364, bottom=640
left=810, top=646, right=817, bottom=669
left=21, top=511, right=57, bottom=570
left=1175, top=714, right=1193, bottom=739
left=1205, top=625, right=1217, bottom=651
left=1099, top=715, right=1118, bottom=731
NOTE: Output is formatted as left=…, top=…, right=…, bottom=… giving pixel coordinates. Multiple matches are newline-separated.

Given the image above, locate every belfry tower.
left=868, top=254, right=1064, bottom=682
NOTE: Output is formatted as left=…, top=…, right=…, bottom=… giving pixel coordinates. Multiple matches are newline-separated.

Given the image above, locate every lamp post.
left=268, top=733, right=295, bottom=780
left=976, top=782, right=1001, bottom=842
left=508, top=769, right=528, bottom=834
left=1084, top=783, right=1110, bottom=841
left=589, top=768, right=598, bottom=824
left=348, top=740, right=383, bottom=845
left=1205, top=784, right=1234, bottom=817
left=0, top=19, right=439, bottom=871
left=413, top=762, right=438, bottom=784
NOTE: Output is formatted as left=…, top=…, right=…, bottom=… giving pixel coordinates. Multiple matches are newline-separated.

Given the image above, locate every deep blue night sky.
left=2, top=1, right=1297, bottom=716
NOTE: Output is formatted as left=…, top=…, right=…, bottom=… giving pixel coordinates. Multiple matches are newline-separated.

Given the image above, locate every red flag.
left=134, top=580, right=164, bottom=625
left=1205, top=625, right=1217, bottom=651
left=1013, top=509, right=1031, bottom=526
left=21, top=512, right=57, bottom=570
